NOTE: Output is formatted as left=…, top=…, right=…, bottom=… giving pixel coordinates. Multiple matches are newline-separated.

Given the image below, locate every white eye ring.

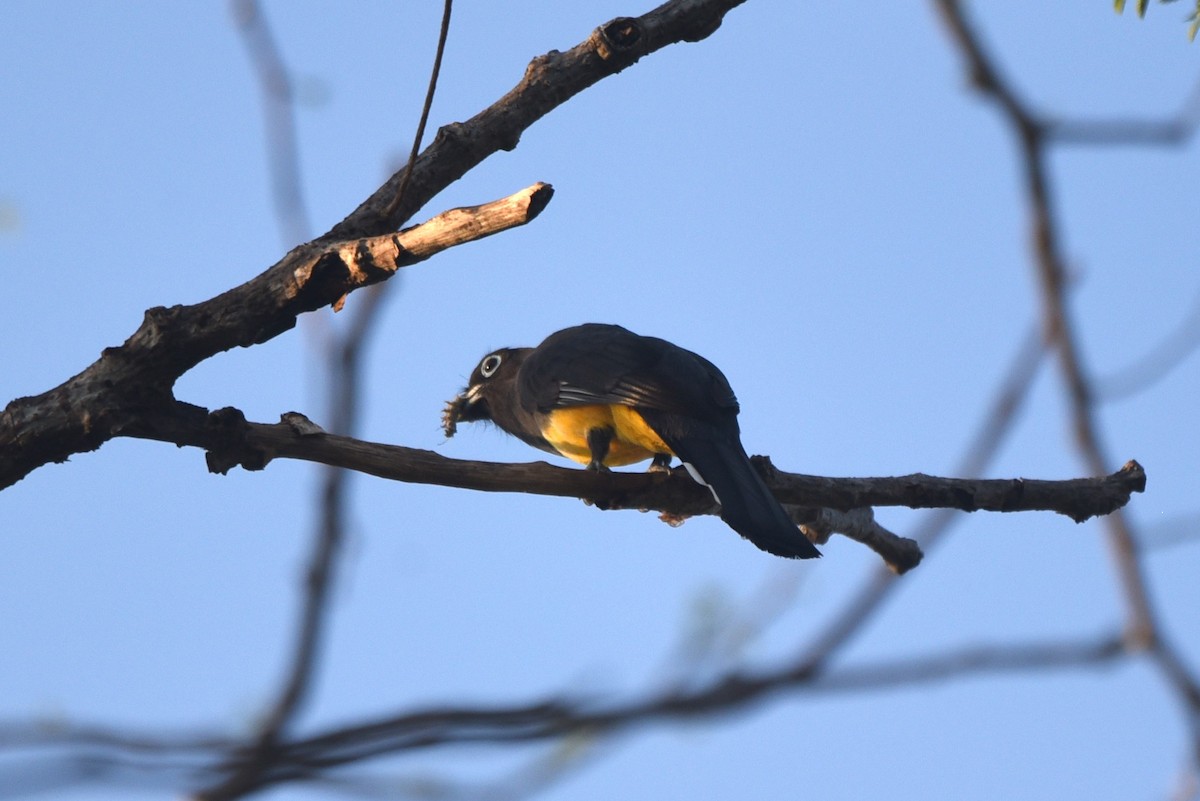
left=480, top=353, right=503, bottom=378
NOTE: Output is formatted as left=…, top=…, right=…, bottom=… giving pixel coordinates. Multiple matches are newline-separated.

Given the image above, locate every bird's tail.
left=671, top=434, right=821, bottom=559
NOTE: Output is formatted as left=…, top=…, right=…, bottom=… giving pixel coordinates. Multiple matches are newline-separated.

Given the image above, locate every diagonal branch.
left=0, top=183, right=552, bottom=491
left=0, top=0, right=747, bottom=492
left=326, top=0, right=749, bottom=242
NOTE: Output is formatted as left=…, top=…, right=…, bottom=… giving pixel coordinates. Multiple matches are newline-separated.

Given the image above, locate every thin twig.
left=1049, top=71, right=1200, bottom=147
left=1095, top=284, right=1200, bottom=401
left=383, top=0, right=454, bottom=220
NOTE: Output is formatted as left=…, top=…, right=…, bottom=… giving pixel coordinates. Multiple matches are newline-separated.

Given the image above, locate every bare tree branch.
left=797, top=507, right=922, bottom=573
left=0, top=182, right=552, bottom=490
left=934, top=0, right=1200, bottom=770
left=0, top=634, right=1123, bottom=798
left=123, top=404, right=1145, bottom=528
left=1096, top=284, right=1200, bottom=401
left=215, top=6, right=359, bottom=800
left=229, top=634, right=1128, bottom=792
left=231, top=0, right=325, bottom=744
left=2, top=3, right=1188, bottom=799
left=0, top=0, right=745, bottom=491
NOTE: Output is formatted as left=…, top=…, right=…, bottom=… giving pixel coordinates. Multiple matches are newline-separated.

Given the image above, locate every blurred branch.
left=232, top=0, right=312, bottom=248
left=212, top=5, right=342, bottom=800
left=789, top=325, right=1048, bottom=669
left=0, top=633, right=1123, bottom=797
left=1141, top=512, right=1200, bottom=551
left=291, top=737, right=600, bottom=801
left=1048, top=75, right=1200, bottom=146
left=238, top=633, right=1128, bottom=789
left=935, top=0, right=1200, bottom=770
left=1095, top=284, right=1200, bottom=401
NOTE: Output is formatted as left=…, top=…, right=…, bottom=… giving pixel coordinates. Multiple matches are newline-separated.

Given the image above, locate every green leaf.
left=1116, top=0, right=1199, bottom=40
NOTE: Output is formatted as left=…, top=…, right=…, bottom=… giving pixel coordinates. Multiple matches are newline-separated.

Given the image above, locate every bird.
left=442, top=323, right=821, bottom=559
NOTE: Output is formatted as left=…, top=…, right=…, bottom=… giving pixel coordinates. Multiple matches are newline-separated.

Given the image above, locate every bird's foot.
left=647, top=453, right=673, bottom=473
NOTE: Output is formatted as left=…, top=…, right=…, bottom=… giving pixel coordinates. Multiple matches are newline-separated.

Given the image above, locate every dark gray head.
left=442, top=347, right=553, bottom=454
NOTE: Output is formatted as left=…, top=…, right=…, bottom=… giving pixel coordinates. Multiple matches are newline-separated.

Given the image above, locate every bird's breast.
left=540, top=405, right=673, bottom=466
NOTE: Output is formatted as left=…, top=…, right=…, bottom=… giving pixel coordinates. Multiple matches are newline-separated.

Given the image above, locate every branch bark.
left=123, top=403, right=1145, bottom=569
left=133, top=406, right=1145, bottom=520
left=0, top=183, right=553, bottom=490
left=2, top=0, right=750, bottom=492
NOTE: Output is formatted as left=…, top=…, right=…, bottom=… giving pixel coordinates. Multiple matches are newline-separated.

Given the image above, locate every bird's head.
left=442, top=346, right=532, bottom=438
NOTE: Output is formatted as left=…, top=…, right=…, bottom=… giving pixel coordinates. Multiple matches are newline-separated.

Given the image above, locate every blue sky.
left=2, top=2, right=1199, bottom=800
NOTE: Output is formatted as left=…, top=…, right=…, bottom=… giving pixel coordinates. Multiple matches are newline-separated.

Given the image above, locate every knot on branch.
left=1119, top=459, right=1147, bottom=493
left=291, top=250, right=381, bottom=314
left=131, top=305, right=183, bottom=349
left=432, top=121, right=475, bottom=155
left=749, top=454, right=781, bottom=484
left=204, top=407, right=270, bottom=474
left=591, top=18, right=646, bottom=68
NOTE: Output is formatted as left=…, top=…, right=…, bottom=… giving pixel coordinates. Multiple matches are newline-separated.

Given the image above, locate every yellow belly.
left=541, top=405, right=672, bottom=467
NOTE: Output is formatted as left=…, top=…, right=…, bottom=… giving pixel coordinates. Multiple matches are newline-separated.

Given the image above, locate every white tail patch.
left=681, top=461, right=721, bottom=505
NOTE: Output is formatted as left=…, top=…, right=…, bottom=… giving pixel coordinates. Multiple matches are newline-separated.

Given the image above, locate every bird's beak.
left=442, top=384, right=485, bottom=438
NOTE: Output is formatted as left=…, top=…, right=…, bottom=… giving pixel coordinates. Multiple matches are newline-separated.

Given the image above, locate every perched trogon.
left=442, top=323, right=821, bottom=559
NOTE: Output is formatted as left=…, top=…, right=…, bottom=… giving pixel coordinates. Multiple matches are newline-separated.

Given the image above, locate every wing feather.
left=518, top=324, right=738, bottom=423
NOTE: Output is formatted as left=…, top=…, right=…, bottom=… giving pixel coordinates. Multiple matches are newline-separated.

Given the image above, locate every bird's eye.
left=480, top=353, right=503, bottom=378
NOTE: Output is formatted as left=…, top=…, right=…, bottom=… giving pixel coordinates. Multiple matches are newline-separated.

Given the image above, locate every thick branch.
left=2, top=0, right=748, bottom=492
left=327, top=0, right=748, bottom=241
left=0, top=183, right=552, bottom=491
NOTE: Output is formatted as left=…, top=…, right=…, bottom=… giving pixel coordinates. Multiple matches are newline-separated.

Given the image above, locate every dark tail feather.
left=671, top=435, right=821, bottom=559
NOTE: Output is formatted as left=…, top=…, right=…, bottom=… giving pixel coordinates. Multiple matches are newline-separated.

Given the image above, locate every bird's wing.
left=518, top=324, right=738, bottom=421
